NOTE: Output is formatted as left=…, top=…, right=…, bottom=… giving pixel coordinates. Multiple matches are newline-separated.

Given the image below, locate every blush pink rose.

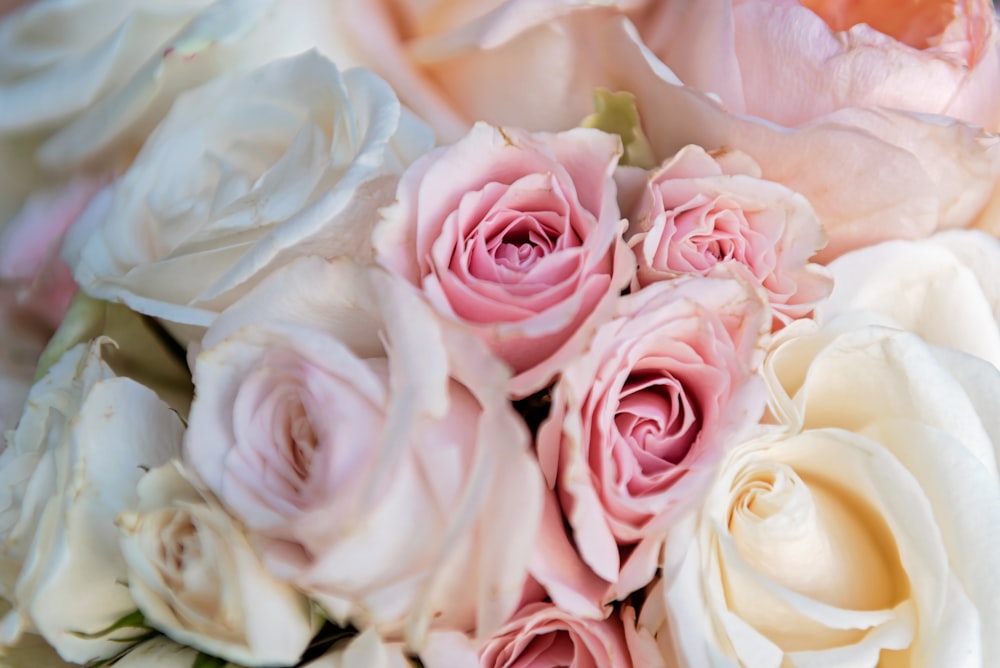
left=535, top=275, right=769, bottom=603
left=374, top=123, right=635, bottom=398
left=338, top=0, right=643, bottom=141
left=0, top=178, right=101, bottom=328
left=184, top=257, right=544, bottom=650
left=628, top=144, right=832, bottom=327
left=479, top=601, right=663, bottom=668
left=591, top=17, right=1000, bottom=261
left=635, top=0, right=1000, bottom=131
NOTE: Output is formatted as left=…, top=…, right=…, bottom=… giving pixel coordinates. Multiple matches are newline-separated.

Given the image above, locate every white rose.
left=106, top=636, right=209, bottom=668
left=0, top=339, right=183, bottom=664
left=819, top=229, right=1000, bottom=369
left=304, top=629, right=414, bottom=668
left=65, top=51, right=432, bottom=330
left=117, top=460, right=314, bottom=667
left=643, top=318, right=1000, bottom=667
left=0, top=607, right=75, bottom=668
left=0, top=0, right=355, bottom=170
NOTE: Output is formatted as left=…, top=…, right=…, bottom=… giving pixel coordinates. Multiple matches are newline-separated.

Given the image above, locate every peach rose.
left=635, top=0, right=1000, bottom=131
left=374, top=123, right=634, bottom=398
left=590, top=17, right=1000, bottom=260
left=337, top=0, right=643, bottom=141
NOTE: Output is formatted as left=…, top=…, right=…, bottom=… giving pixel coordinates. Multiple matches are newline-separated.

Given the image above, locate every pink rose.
left=592, top=17, right=1000, bottom=260
left=338, top=0, right=643, bottom=141
left=184, top=257, right=544, bottom=649
left=635, top=0, right=1000, bottom=131
left=628, top=144, right=832, bottom=326
left=375, top=123, right=635, bottom=398
left=535, top=276, right=768, bottom=603
left=479, top=601, right=662, bottom=668
left=0, top=178, right=101, bottom=328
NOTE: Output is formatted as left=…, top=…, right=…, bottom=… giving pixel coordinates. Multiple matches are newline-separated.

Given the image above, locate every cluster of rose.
left=0, top=1, right=998, bottom=667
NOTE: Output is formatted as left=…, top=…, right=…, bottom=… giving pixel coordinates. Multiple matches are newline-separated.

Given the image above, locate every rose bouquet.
left=0, top=0, right=999, bottom=667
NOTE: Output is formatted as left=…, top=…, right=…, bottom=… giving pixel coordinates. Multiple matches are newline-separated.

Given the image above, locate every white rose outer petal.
left=304, top=629, right=413, bottom=668
left=118, top=462, right=314, bottom=667
left=68, top=51, right=432, bottom=329
left=0, top=0, right=213, bottom=133
left=820, top=232, right=1000, bottom=369
left=0, top=0, right=359, bottom=167
left=107, top=636, right=202, bottom=668
left=0, top=341, right=183, bottom=664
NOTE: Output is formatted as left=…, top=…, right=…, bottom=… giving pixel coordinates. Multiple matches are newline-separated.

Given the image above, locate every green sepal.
left=71, top=610, right=149, bottom=640
left=581, top=89, right=656, bottom=169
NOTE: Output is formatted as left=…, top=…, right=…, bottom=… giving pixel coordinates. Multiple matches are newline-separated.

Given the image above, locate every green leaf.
left=34, top=292, right=106, bottom=381
left=31, top=292, right=194, bottom=415
left=71, top=610, right=149, bottom=640
left=192, top=653, right=231, bottom=668
left=581, top=89, right=656, bottom=169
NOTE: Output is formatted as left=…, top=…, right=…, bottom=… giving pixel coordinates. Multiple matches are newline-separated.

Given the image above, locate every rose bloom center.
left=615, top=372, right=700, bottom=470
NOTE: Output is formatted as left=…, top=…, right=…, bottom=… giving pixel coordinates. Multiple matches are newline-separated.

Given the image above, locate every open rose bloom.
left=374, top=122, right=634, bottom=397
left=2, top=1, right=1000, bottom=667
left=184, top=258, right=544, bottom=654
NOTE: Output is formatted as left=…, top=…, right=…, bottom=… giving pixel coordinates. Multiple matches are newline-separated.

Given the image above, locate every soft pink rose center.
left=800, top=0, right=956, bottom=49
left=231, top=354, right=385, bottom=512
left=282, top=398, right=318, bottom=483
left=653, top=198, right=759, bottom=273
left=252, top=384, right=322, bottom=499
left=615, top=373, right=699, bottom=466
left=458, top=177, right=580, bottom=288
left=490, top=217, right=554, bottom=272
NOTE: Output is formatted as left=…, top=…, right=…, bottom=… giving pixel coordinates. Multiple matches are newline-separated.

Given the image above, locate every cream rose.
left=0, top=0, right=355, bottom=170
left=0, top=339, right=183, bottom=664
left=184, top=257, right=544, bottom=650
left=117, top=460, right=314, bottom=667
left=642, top=318, right=1000, bottom=666
left=66, top=51, right=432, bottom=329
left=819, top=229, right=1000, bottom=368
